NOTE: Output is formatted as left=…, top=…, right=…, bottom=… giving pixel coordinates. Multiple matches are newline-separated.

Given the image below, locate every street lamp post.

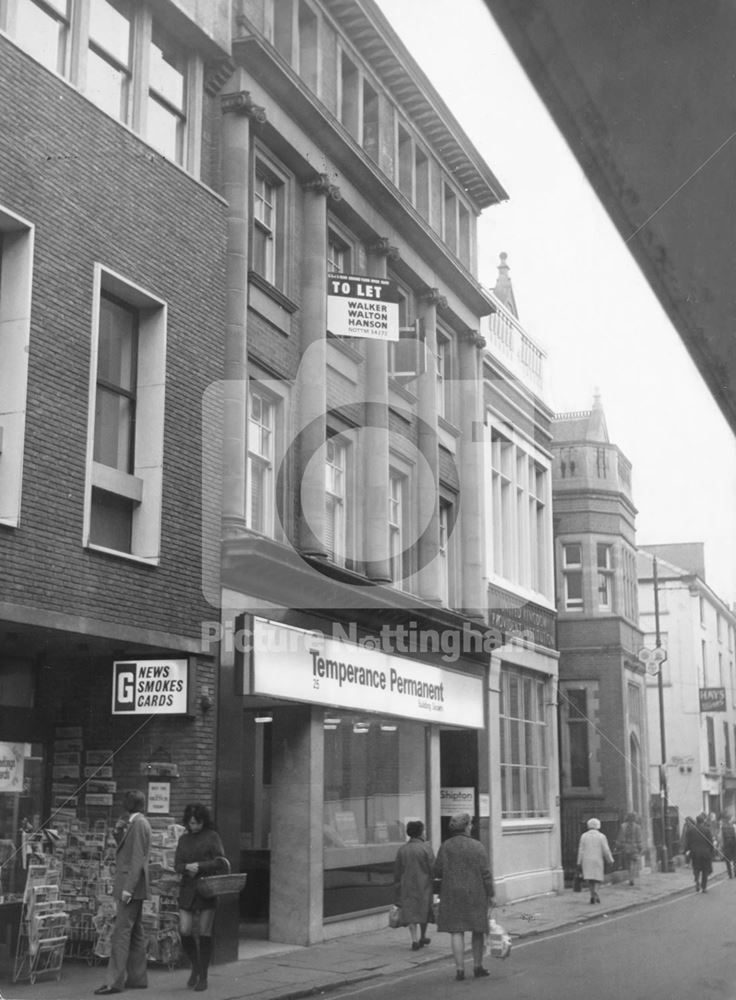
left=653, top=556, right=670, bottom=872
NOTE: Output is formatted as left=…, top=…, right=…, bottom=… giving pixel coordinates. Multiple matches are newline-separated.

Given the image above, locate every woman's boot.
left=180, top=935, right=199, bottom=988
left=195, top=936, right=212, bottom=991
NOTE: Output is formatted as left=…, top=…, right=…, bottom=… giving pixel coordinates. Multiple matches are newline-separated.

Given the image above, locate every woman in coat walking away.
left=684, top=813, right=715, bottom=892
left=615, top=812, right=643, bottom=885
left=719, top=814, right=736, bottom=878
left=393, top=820, right=435, bottom=951
left=433, top=812, right=494, bottom=982
left=577, top=818, right=614, bottom=904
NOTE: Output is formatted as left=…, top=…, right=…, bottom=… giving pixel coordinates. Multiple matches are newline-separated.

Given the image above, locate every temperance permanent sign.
left=327, top=274, right=399, bottom=340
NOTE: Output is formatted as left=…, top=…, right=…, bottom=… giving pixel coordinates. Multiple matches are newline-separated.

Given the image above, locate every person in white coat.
left=577, top=817, right=614, bottom=905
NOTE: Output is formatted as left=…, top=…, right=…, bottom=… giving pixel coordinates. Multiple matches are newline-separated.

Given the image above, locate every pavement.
left=3, top=860, right=727, bottom=1000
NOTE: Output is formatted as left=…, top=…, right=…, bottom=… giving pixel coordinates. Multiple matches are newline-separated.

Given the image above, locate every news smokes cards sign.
left=327, top=275, right=399, bottom=340
left=112, top=659, right=188, bottom=714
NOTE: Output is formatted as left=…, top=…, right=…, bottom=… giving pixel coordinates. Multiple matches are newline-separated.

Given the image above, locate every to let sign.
left=700, top=687, right=726, bottom=712
left=112, top=659, right=188, bottom=714
left=327, top=275, right=399, bottom=340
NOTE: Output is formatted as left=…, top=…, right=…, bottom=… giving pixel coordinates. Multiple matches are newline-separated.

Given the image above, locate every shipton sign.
left=327, top=274, right=400, bottom=340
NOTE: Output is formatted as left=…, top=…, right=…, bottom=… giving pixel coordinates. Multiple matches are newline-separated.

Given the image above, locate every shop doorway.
left=239, top=712, right=272, bottom=939
left=439, top=729, right=479, bottom=841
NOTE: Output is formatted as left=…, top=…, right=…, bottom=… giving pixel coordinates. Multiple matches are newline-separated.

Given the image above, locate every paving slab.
left=3, top=862, right=726, bottom=1000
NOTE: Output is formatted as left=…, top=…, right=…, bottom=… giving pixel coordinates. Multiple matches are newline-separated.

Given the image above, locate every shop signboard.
left=0, top=742, right=24, bottom=792
left=148, top=781, right=171, bottom=815
left=440, top=787, right=475, bottom=816
left=699, top=687, right=726, bottom=712
left=327, top=274, right=400, bottom=341
left=247, top=618, right=484, bottom=728
left=112, top=659, right=189, bottom=714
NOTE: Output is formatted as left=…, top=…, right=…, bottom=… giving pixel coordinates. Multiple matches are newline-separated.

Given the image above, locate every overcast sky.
left=375, top=0, right=736, bottom=606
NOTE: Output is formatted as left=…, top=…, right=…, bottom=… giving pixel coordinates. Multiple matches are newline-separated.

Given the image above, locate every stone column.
left=363, top=238, right=397, bottom=582
left=220, top=82, right=267, bottom=538
left=457, top=328, right=487, bottom=618
left=415, top=288, right=445, bottom=603
left=297, top=175, right=339, bottom=556
left=269, top=706, right=324, bottom=944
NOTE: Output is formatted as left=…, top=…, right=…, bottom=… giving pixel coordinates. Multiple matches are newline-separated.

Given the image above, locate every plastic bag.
left=573, top=867, right=583, bottom=892
left=485, top=917, right=512, bottom=959
left=388, top=904, right=402, bottom=929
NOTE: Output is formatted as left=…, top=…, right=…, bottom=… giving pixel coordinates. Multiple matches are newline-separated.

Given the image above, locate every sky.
left=375, top=0, right=736, bottom=606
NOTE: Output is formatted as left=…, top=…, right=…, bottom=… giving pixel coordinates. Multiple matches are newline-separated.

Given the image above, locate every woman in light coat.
left=577, top=817, right=614, bottom=905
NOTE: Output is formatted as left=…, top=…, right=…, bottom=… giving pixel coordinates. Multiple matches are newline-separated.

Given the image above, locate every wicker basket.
left=195, top=857, right=247, bottom=899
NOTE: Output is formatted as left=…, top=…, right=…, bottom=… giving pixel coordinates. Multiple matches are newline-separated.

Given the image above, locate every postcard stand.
left=13, top=862, right=68, bottom=985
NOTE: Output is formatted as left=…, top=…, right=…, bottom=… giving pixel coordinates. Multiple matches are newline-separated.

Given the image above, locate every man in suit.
left=94, top=789, right=152, bottom=995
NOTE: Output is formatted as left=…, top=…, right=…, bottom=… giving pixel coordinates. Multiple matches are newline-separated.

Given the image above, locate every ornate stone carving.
left=418, top=287, right=448, bottom=310
left=303, top=173, right=341, bottom=201
left=221, top=91, right=267, bottom=124
left=365, top=237, right=400, bottom=261
left=460, top=328, right=486, bottom=350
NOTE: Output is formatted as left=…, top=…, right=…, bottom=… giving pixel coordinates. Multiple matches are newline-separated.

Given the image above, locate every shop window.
left=388, top=283, right=423, bottom=379
left=339, top=50, right=359, bottom=138
left=13, top=0, right=70, bottom=74
left=706, top=716, right=716, bottom=770
left=146, top=20, right=188, bottom=165
left=362, top=79, right=379, bottom=161
left=443, top=183, right=457, bottom=254
left=85, top=266, right=166, bottom=563
left=252, top=155, right=288, bottom=292
left=325, top=435, right=348, bottom=566
left=597, top=543, right=613, bottom=611
left=323, top=711, right=427, bottom=917
left=297, top=0, right=318, bottom=92
left=397, top=123, right=412, bottom=198
left=499, top=669, right=549, bottom=818
left=415, top=145, right=429, bottom=219
left=489, top=425, right=552, bottom=599
left=0, top=743, right=45, bottom=898
left=272, top=0, right=293, bottom=62
left=6, top=0, right=202, bottom=175
left=457, top=201, right=470, bottom=267
left=562, top=687, right=592, bottom=789
left=439, top=498, right=456, bottom=606
left=563, top=542, right=583, bottom=610
left=246, top=388, right=275, bottom=537
left=86, top=0, right=132, bottom=122
left=327, top=225, right=351, bottom=275
left=388, top=470, right=408, bottom=589
left=0, top=208, right=34, bottom=529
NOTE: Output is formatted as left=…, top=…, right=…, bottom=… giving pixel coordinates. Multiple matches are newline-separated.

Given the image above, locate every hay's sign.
left=699, top=687, right=726, bottom=712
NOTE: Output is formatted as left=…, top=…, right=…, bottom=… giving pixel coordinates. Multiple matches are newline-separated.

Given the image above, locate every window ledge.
left=388, top=377, right=417, bottom=404
left=92, top=462, right=143, bottom=503
left=326, top=333, right=364, bottom=363
left=85, top=542, right=159, bottom=567
left=248, top=270, right=298, bottom=314
left=502, top=818, right=554, bottom=835
left=438, top=415, right=461, bottom=438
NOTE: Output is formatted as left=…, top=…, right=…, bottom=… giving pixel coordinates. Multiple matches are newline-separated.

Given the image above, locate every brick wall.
left=0, top=40, right=227, bottom=641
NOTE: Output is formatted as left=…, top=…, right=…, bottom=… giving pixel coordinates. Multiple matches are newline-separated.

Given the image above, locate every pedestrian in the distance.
left=615, top=812, right=643, bottom=885
left=577, top=817, right=614, bottom=905
left=175, top=803, right=227, bottom=991
left=720, top=814, right=736, bottom=878
left=94, top=789, right=152, bottom=995
left=433, top=812, right=494, bottom=981
left=684, top=812, right=714, bottom=893
left=393, top=820, right=435, bottom=951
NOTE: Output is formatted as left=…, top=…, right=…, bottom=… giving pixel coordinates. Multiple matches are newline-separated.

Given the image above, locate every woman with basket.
left=175, top=803, right=227, bottom=992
